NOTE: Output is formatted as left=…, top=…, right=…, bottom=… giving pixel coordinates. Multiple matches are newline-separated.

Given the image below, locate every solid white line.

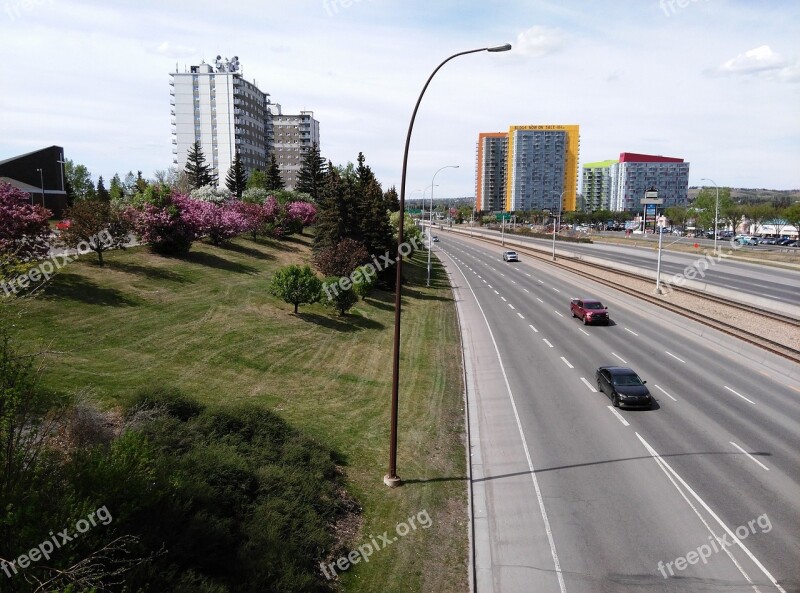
left=555, top=311, right=564, bottom=318
left=543, top=339, right=554, bottom=348
left=624, top=328, right=639, bottom=336
left=578, top=328, right=590, bottom=336
left=612, top=352, right=627, bottom=364
left=529, top=325, right=538, bottom=333
left=442, top=253, right=567, bottom=593
left=730, top=441, right=770, bottom=471
left=560, top=356, right=574, bottom=369
left=636, top=433, right=785, bottom=593
left=517, top=312, right=525, bottom=319
left=607, top=406, right=629, bottom=426
left=536, top=298, right=544, bottom=303
left=724, top=386, right=756, bottom=405
left=665, top=351, right=686, bottom=363
left=654, top=384, right=677, bottom=402
left=508, top=303, right=514, bottom=309
left=580, top=377, right=597, bottom=392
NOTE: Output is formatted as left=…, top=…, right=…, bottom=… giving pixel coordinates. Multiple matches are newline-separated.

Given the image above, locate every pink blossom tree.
left=0, top=181, right=52, bottom=281
left=130, top=190, right=206, bottom=255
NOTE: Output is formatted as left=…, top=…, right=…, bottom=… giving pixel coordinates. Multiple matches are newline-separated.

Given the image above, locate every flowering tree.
left=190, top=185, right=231, bottom=204
left=60, top=200, right=131, bottom=265
left=286, top=201, right=317, bottom=227
left=130, top=191, right=206, bottom=255
left=0, top=182, right=52, bottom=281
left=199, top=201, right=250, bottom=246
left=313, top=238, right=368, bottom=277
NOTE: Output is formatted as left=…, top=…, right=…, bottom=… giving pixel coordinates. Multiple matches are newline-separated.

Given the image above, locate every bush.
left=322, top=276, right=358, bottom=315
left=353, top=264, right=377, bottom=300
left=130, top=192, right=207, bottom=255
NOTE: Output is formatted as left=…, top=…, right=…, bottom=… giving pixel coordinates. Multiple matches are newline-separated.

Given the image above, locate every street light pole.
left=386, top=42, right=512, bottom=488
left=700, top=178, right=719, bottom=254
left=551, top=190, right=566, bottom=261
left=428, top=165, right=459, bottom=287
left=36, top=168, right=44, bottom=207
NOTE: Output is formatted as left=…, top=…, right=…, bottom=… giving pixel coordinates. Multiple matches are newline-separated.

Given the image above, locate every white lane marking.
left=517, top=312, right=525, bottom=319
left=500, top=273, right=505, bottom=277
left=624, top=327, right=639, bottom=336
left=526, top=273, right=532, bottom=277
left=612, top=352, right=627, bottom=364
left=555, top=311, right=564, bottom=318
left=724, top=385, right=756, bottom=405
left=523, top=288, right=530, bottom=293
left=443, top=253, right=567, bottom=593
left=477, top=275, right=482, bottom=279
left=560, top=356, right=574, bottom=369
left=654, top=384, right=677, bottom=401
left=488, top=284, right=493, bottom=289
left=665, top=351, right=686, bottom=364
left=493, top=290, right=499, bottom=295
left=482, top=279, right=487, bottom=283
left=580, top=377, right=597, bottom=392
left=529, top=325, right=539, bottom=333
left=730, top=441, right=769, bottom=471
left=636, top=433, right=785, bottom=593
left=578, top=328, right=590, bottom=336
left=508, top=303, right=515, bottom=309
left=607, top=406, right=629, bottom=426
left=536, top=298, right=544, bottom=303
left=500, top=296, right=507, bottom=302
left=552, top=288, right=561, bottom=293
left=537, top=280, right=544, bottom=284
left=543, top=339, right=554, bottom=348
left=511, top=280, right=517, bottom=284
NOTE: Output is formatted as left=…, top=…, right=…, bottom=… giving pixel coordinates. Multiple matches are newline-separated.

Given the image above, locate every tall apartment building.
left=171, top=56, right=273, bottom=185
left=581, top=160, right=618, bottom=211
left=474, top=124, right=580, bottom=213
left=475, top=132, right=508, bottom=211
left=269, top=104, right=320, bottom=190
left=609, top=153, right=689, bottom=211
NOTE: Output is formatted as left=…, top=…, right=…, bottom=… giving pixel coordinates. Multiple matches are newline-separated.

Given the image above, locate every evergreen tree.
left=225, top=151, right=247, bottom=198
left=96, top=176, right=110, bottom=202
left=109, top=173, right=124, bottom=202
left=265, top=154, right=285, bottom=191
left=384, top=185, right=400, bottom=213
left=184, top=141, right=214, bottom=190
left=296, top=143, right=325, bottom=203
left=136, top=170, right=147, bottom=193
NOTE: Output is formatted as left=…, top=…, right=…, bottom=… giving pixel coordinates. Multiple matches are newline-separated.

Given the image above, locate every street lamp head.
left=487, top=43, right=512, bottom=52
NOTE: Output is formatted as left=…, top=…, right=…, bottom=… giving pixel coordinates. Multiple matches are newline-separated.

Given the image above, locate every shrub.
left=322, top=276, right=358, bottom=316
left=352, top=264, right=377, bottom=300
left=60, top=199, right=131, bottom=265
left=131, top=192, right=206, bottom=255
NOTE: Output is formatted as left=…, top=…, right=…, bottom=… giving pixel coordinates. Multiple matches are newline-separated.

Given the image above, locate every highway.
left=450, top=226, right=800, bottom=307
left=437, top=232, right=799, bottom=593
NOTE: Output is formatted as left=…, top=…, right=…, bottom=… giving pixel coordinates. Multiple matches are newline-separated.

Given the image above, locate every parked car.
left=759, top=237, right=777, bottom=245
left=776, top=237, right=794, bottom=246
left=595, top=366, right=653, bottom=408
left=570, top=298, right=609, bottom=325
left=786, top=240, right=799, bottom=247
left=733, top=235, right=759, bottom=245
left=502, top=250, right=519, bottom=262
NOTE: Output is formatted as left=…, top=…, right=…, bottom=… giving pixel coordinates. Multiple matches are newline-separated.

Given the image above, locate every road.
left=437, top=232, right=799, bottom=592
left=443, top=226, right=800, bottom=307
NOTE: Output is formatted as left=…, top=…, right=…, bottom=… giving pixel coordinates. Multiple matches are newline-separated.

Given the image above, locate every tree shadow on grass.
left=221, top=241, right=275, bottom=261
left=251, top=236, right=302, bottom=253
left=181, top=251, right=260, bottom=274
left=106, top=260, right=190, bottom=283
left=42, top=272, right=140, bottom=306
left=295, top=312, right=385, bottom=332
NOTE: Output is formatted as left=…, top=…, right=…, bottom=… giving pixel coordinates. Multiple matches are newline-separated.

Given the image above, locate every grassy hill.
left=6, top=233, right=468, bottom=592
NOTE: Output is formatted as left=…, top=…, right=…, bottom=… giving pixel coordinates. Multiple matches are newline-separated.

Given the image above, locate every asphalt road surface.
left=438, top=232, right=798, bottom=593
left=447, top=226, right=800, bottom=307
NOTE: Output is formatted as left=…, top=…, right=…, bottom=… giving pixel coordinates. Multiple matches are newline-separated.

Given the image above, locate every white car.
left=733, top=235, right=759, bottom=245
left=502, top=250, right=519, bottom=262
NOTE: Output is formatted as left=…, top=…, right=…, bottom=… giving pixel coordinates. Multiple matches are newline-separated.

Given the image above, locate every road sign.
left=495, top=213, right=512, bottom=221
left=640, top=198, right=664, bottom=205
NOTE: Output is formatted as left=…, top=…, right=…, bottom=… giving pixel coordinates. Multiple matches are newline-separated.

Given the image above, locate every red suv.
left=570, top=298, right=609, bottom=325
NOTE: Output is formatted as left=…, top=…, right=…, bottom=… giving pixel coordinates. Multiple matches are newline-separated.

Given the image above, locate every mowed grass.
left=8, top=233, right=468, bottom=593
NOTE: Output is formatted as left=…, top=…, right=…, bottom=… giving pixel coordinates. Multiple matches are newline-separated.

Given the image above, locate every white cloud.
left=514, top=26, right=565, bottom=58
left=149, top=41, right=197, bottom=58
left=713, top=45, right=799, bottom=82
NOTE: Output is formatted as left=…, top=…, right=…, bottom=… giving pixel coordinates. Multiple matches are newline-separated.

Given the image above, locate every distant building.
left=473, top=124, right=580, bottom=213
left=269, top=105, right=320, bottom=191
left=506, top=125, right=580, bottom=212
left=581, top=160, right=618, bottom=212
left=171, top=56, right=273, bottom=185
left=0, top=145, right=68, bottom=217
left=609, top=152, right=689, bottom=211
left=475, top=132, right=507, bottom=212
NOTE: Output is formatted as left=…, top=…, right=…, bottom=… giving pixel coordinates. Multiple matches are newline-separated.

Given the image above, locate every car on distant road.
left=431, top=235, right=439, bottom=242
left=570, top=298, right=609, bottom=325
left=55, top=220, right=71, bottom=231
left=502, top=250, right=519, bottom=262
left=595, top=366, right=653, bottom=408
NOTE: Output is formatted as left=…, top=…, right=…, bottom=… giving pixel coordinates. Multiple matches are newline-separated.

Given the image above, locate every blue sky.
left=1, top=0, right=798, bottom=199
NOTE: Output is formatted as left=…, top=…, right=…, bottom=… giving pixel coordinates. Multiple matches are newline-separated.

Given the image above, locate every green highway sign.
left=495, top=213, right=512, bottom=221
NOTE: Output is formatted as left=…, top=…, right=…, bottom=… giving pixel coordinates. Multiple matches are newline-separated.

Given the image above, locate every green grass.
left=7, top=233, right=468, bottom=593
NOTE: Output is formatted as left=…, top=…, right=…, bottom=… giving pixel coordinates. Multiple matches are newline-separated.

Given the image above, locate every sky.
left=1, top=0, right=798, bottom=201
